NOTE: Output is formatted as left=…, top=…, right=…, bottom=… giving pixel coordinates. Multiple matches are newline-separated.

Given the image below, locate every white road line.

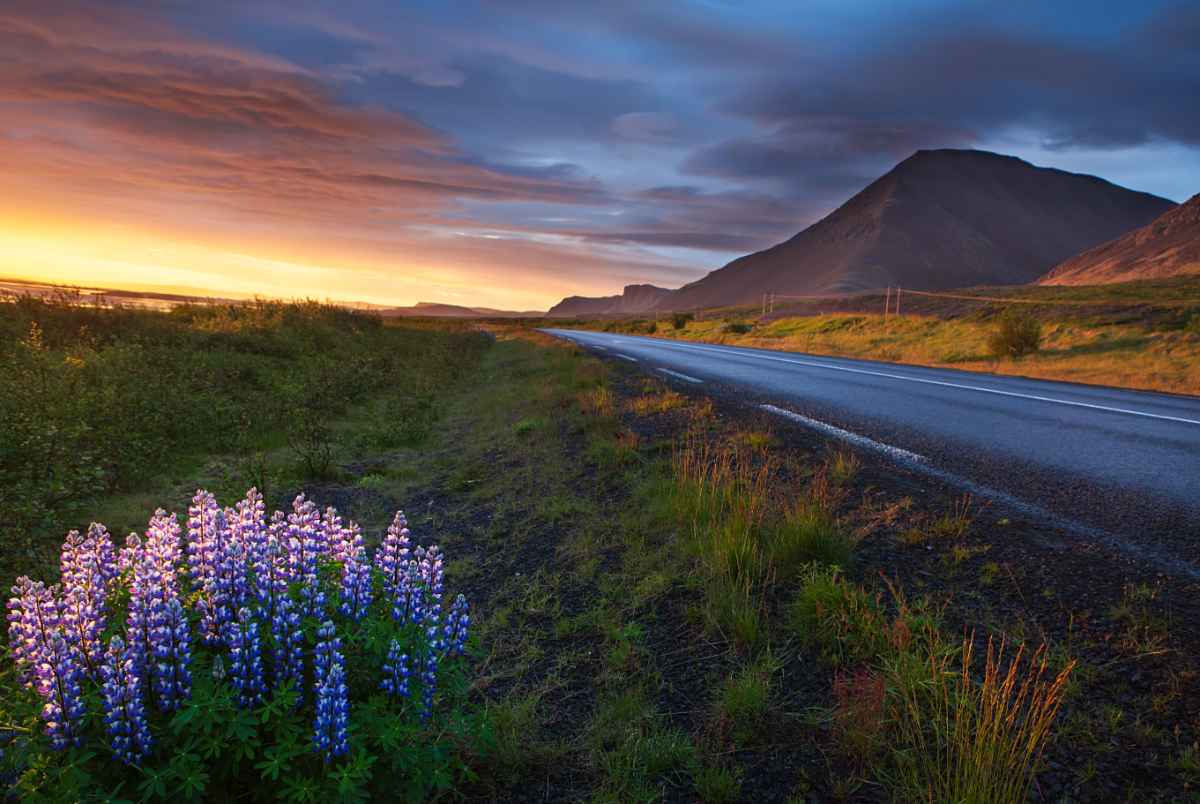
left=629, top=338, right=1200, bottom=427
left=657, top=368, right=703, bottom=384
left=616, top=354, right=639, bottom=362
left=761, top=404, right=927, bottom=464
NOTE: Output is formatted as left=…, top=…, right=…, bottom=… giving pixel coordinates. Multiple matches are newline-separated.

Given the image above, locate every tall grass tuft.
left=887, top=635, right=1076, bottom=803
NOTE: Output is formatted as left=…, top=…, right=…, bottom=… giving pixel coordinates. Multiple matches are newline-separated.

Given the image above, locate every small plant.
left=513, top=416, right=545, bottom=436
left=717, top=657, right=774, bottom=744
left=694, top=763, right=742, bottom=802
left=988, top=310, right=1043, bottom=359
left=671, top=313, right=694, bottom=330
left=831, top=667, right=887, bottom=765
left=287, top=407, right=335, bottom=479
left=886, top=636, right=1075, bottom=803
left=722, top=322, right=753, bottom=335
left=3, top=489, right=482, bottom=801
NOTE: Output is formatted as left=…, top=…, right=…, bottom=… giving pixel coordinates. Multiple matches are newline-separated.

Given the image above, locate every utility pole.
left=885, top=286, right=891, bottom=320
left=762, top=292, right=766, bottom=317
left=769, top=293, right=774, bottom=314
left=896, top=286, right=901, bottom=317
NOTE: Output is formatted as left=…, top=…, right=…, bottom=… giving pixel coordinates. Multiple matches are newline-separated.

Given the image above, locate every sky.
left=2, top=1, right=1198, bottom=310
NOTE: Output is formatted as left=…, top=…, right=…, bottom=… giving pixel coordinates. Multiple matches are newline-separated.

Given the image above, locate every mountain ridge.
left=1039, top=193, right=1200, bottom=285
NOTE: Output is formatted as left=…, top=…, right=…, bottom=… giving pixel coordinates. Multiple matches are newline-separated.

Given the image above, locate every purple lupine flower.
left=228, top=607, right=266, bottom=708
left=144, top=510, right=182, bottom=591
left=443, top=594, right=470, bottom=658
left=6, top=578, right=60, bottom=688
left=233, top=488, right=267, bottom=569
left=419, top=544, right=445, bottom=610
left=61, top=524, right=117, bottom=591
left=380, top=640, right=410, bottom=700
left=391, top=563, right=424, bottom=626
left=420, top=623, right=443, bottom=722
left=100, top=635, right=151, bottom=764
left=117, top=532, right=142, bottom=576
left=373, top=511, right=411, bottom=599
left=60, top=526, right=114, bottom=673
left=270, top=593, right=304, bottom=694
left=322, top=506, right=348, bottom=564
left=186, top=490, right=221, bottom=588
left=207, top=517, right=249, bottom=646
left=125, top=556, right=156, bottom=684
left=253, top=535, right=289, bottom=622
left=339, top=545, right=373, bottom=622
left=312, top=620, right=348, bottom=761
left=286, top=496, right=326, bottom=619
left=37, top=634, right=86, bottom=750
left=149, top=596, right=191, bottom=711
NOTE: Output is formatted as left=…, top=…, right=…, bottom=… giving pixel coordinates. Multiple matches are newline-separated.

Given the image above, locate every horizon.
left=3, top=2, right=1198, bottom=309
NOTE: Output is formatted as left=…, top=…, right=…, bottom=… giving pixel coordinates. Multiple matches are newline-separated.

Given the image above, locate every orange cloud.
left=0, top=1, right=635, bottom=309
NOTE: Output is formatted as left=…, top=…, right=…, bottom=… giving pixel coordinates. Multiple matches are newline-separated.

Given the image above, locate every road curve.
left=542, top=328, right=1200, bottom=572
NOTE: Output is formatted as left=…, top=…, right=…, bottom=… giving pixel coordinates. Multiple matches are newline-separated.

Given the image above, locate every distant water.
left=1, top=279, right=186, bottom=311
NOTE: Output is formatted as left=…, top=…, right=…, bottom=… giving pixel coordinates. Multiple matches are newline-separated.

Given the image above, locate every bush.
left=2, top=489, right=485, bottom=801
left=671, top=313, right=694, bottom=330
left=988, top=310, right=1042, bottom=359
left=722, top=322, right=752, bottom=335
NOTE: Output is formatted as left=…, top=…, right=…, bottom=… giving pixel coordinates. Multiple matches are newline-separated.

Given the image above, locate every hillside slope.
left=1039, top=193, right=1200, bottom=285
left=664, top=149, right=1172, bottom=309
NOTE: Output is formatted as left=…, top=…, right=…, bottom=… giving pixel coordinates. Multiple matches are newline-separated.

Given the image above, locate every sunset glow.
left=2, top=1, right=1197, bottom=309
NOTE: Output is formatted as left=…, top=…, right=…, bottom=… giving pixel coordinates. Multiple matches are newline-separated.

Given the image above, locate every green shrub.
left=722, top=322, right=752, bottom=334
left=671, top=313, right=694, bottom=330
left=987, top=310, right=1043, bottom=359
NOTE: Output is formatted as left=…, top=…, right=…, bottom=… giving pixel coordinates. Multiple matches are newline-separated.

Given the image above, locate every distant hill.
left=380, top=302, right=542, bottom=318
left=548, top=150, right=1174, bottom=315
left=545, top=284, right=671, bottom=318
left=1039, top=193, right=1200, bottom=285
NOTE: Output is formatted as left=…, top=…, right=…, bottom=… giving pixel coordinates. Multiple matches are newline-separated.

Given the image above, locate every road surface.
left=542, top=328, right=1200, bottom=573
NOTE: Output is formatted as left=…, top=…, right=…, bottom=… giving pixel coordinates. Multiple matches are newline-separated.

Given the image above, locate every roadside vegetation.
left=564, top=276, right=1200, bottom=395
left=3, top=302, right=1196, bottom=800
left=0, top=294, right=488, bottom=581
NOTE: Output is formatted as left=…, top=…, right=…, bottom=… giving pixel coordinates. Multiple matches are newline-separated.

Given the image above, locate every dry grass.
left=630, top=390, right=686, bottom=416
left=887, top=636, right=1076, bottom=803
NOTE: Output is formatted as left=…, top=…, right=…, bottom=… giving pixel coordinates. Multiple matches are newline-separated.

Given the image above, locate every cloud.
left=0, top=0, right=611, bottom=234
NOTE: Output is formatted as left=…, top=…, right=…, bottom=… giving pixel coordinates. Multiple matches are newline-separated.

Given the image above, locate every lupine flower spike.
left=381, top=639, right=411, bottom=700
left=313, top=621, right=349, bottom=761
left=100, top=635, right=151, bottom=764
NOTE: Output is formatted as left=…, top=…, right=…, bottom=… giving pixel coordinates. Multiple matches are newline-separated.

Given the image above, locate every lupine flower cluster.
left=6, top=489, right=473, bottom=769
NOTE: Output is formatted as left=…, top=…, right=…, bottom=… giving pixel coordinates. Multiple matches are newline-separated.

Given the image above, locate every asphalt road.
left=542, top=328, right=1200, bottom=573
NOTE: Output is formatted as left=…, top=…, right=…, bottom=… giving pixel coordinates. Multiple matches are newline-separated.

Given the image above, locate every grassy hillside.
left=571, top=277, right=1200, bottom=395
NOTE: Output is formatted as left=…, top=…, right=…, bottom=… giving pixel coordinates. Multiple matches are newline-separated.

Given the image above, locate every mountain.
left=380, top=302, right=541, bottom=318
left=545, top=284, right=672, bottom=318
left=667, top=150, right=1175, bottom=308
left=1039, top=193, right=1200, bottom=285
left=547, top=149, right=1172, bottom=314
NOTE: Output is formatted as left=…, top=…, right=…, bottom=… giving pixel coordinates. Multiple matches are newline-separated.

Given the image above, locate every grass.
left=0, top=295, right=489, bottom=580
left=1, top=310, right=1139, bottom=800
left=887, top=637, right=1076, bottom=803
